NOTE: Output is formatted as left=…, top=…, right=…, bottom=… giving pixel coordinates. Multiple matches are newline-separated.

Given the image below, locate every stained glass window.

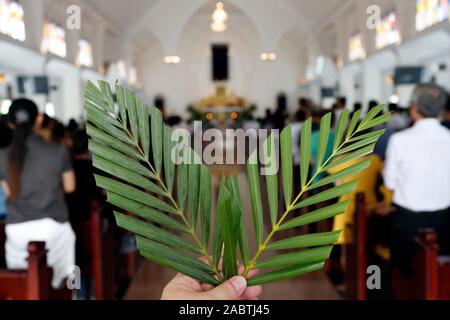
left=349, top=32, right=366, bottom=62
left=77, top=38, right=93, bottom=67
left=41, top=20, right=66, bottom=57
left=0, top=0, right=25, bottom=41
left=376, top=10, right=401, bottom=49
left=416, top=0, right=450, bottom=31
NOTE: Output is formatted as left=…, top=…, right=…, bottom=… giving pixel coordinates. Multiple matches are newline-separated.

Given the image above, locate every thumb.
left=207, top=276, right=247, bottom=300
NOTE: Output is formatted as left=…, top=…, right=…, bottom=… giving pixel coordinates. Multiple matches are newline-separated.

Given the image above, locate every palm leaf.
left=263, top=134, right=278, bottom=225
left=316, top=112, right=331, bottom=168
left=279, top=201, right=350, bottom=230
left=218, top=179, right=238, bottom=279
left=113, top=211, right=200, bottom=253
left=92, top=155, right=163, bottom=195
left=176, top=147, right=188, bottom=210
left=230, top=175, right=249, bottom=267
left=280, top=125, right=293, bottom=207
left=125, top=89, right=139, bottom=141
left=85, top=81, right=389, bottom=287
left=107, top=192, right=187, bottom=233
left=254, top=246, right=333, bottom=269
left=150, top=106, right=163, bottom=173
left=136, top=236, right=210, bottom=273
left=266, top=230, right=341, bottom=250
left=95, top=175, right=176, bottom=214
left=187, top=154, right=200, bottom=227
left=115, top=84, right=127, bottom=125
left=243, top=104, right=389, bottom=283
left=163, top=126, right=175, bottom=192
left=137, top=237, right=219, bottom=286
left=333, top=109, right=349, bottom=150
left=86, top=123, right=144, bottom=161
left=199, top=165, right=212, bottom=246
left=300, top=118, right=312, bottom=188
left=310, top=158, right=372, bottom=189
left=247, top=150, right=264, bottom=245
left=247, top=262, right=324, bottom=286
left=136, top=97, right=150, bottom=159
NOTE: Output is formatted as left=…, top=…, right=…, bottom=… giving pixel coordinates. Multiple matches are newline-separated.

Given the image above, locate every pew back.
left=345, top=192, right=367, bottom=300
left=0, top=241, right=50, bottom=300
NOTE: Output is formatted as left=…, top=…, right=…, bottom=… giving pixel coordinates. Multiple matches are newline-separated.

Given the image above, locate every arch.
left=125, top=0, right=321, bottom=55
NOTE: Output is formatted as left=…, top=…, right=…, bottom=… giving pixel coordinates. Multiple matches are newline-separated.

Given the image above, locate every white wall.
left=141, top=11, right=304, bottom=118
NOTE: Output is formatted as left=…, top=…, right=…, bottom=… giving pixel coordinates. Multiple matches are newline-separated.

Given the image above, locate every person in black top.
left=0, top=98, right=76, bottom=288
left=442, top=92, right=450, bottom=130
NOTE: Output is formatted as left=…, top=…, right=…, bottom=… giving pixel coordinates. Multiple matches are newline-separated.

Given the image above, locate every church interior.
left=0, top=0, right=450, bottom=301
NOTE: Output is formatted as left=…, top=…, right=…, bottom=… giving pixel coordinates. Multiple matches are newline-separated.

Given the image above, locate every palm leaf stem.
left=114, top=116, right=223, bottom=282
left=243, top=125, right=366, bottom=276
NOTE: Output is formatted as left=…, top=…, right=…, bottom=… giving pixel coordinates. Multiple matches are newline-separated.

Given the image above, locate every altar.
left=196, top=85, right=249, bottom=126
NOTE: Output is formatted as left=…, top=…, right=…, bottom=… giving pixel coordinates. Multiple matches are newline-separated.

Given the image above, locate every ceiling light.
left=164, top=56, right=181, bottom=64
left=260, top=52, right=277, bottom=61
left=211, top=2, right=228, bottom=32
left=211, top=21, right=226, bottom=32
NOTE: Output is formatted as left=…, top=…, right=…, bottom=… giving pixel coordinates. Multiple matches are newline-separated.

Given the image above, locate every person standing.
left=384, top=84, right=450, bottom=278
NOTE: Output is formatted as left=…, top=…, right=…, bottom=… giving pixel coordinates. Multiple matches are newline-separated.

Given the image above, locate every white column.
left=396, top=0, right=417, bottom=43
left=92, top=22, right=105, bottom=72
left=22, top=0, right=44, bottom=52
left=65, top=26, right=81, bottom=65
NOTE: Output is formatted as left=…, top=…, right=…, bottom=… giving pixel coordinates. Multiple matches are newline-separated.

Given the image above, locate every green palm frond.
left=244, top=105, right=388, bottom=285
left=84, top=80, right=389, bottom=287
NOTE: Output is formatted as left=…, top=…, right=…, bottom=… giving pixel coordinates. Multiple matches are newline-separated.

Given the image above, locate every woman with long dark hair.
left=0, top=98, right=76, bottom=289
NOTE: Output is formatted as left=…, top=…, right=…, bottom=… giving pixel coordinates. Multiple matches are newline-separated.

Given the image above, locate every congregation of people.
left=0, top=82, right=449, bottom=299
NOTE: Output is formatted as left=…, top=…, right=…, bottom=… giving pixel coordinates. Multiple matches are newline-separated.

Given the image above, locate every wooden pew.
left=74, top=200, right=139, bottom=299
left=344, top=192, right=367, bottom=300
left=0, top=241, right=51, bottom=300
left=343, top=195, right=450, bottom=300
left=0, top=222, right=72, bottom=300
left=394, top=229, right=450, bottom=300
left=89, top=200, right=116, bottom=300
left=0, top=222, right=5, bottom=266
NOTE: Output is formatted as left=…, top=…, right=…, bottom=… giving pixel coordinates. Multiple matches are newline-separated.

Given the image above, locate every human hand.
left=161, top=265, right=262, bottom=300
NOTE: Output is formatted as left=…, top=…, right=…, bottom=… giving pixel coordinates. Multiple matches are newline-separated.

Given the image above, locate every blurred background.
left=0, top=0, right=450, bottom=300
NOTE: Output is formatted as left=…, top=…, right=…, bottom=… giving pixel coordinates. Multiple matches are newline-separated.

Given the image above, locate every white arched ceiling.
left=142, top=3, right=261, bottom=115
left=126, top=0, right=321, bottom=55
left=174, top=1, right=261, bottom=100
left=138, top=1, right=315, bottom=116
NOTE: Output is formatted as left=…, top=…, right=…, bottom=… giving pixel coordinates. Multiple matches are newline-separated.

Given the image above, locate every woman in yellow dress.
left=328, top=154, right=391, bottom=244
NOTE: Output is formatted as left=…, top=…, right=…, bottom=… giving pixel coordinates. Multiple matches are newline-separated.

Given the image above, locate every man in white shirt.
left=384, top=84, right=450, bottom=277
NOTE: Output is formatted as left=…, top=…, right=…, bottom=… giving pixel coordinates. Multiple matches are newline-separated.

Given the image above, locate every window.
left=349, top=32, right=366, bottom=62
left=416, top=0, right=450, bottom=32
left=376, top=10, right=401, bottom=49
left=41, top=20, right=66, bottom=57
left=77, top=38, right=93, bottom=67
left=0, top=0, right=25, bottom=41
